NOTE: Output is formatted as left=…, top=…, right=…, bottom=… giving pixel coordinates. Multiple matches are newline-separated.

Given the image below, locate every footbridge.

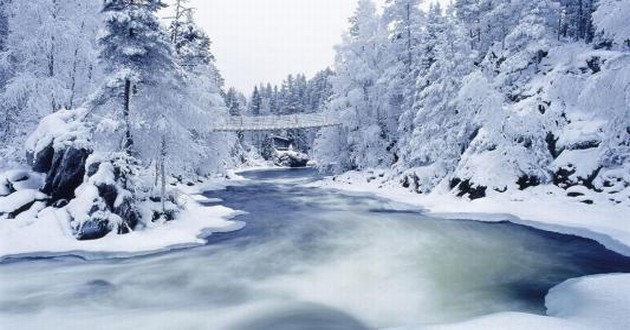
left=210, top=113, right=342, bottom=132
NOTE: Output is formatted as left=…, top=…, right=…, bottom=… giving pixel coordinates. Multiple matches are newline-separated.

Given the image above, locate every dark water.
left=1, top=167, right=629, bottom=330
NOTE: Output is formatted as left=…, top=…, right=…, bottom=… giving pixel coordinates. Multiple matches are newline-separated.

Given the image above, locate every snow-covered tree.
left=169, top=12, right=233, bottom=176
left=225, top=87, right=245, bottom=116
left=96, top=0, right=174, bottom=154
left=95, top=0, right=232, bottom=180
left=249, top=86, right=262, bottom=116
left=398, top=10, right=475, bottom=192
left=314, top=0, right=391, bottom=172
left=559, top=0, right=596, bottom=42
left=379, top=0, right=424, bottom=159
left=0, top=0, right=101, bottom=160
left=397, top=2, right=444, bottom=160
left=592, top=0, right=630, bottom=49
left=0, top=1, right=8, bottom=53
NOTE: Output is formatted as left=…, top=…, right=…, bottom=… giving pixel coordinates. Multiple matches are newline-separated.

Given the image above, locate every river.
left=1, top=167, right=630, bottom=329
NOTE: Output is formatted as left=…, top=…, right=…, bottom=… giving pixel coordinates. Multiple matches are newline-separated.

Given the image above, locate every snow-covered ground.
left=312, top=170, right=630, bottom=330
left=313, top=170, right=630, bottom=256
left=0, top=179, right=244, bottom=259
left=391, top=273, right=630, bottom=330
left=2, top=166, right=629, bottom=329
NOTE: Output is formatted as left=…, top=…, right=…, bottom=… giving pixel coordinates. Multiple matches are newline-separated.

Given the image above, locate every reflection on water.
left=1, top=167, right=630, bottom=330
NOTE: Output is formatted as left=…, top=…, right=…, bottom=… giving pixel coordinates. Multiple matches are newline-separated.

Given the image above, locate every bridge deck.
left=211, top=113, right=342, bottom=132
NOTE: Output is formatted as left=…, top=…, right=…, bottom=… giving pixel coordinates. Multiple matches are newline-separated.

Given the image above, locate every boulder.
left=0, top=189, right=48, bottom=219
left=274, top=150, right=310, bottom=168
left=450, top=178, right=487, bottom=200
left=42, top=146, right=91, bottom=202
left=75, top=201, right=114, bottom=240
left=28, top=142, right=55, bottom=173
left=69, top=154, right=145, bottom=239
left=0, top=177, right=14, bottom=197
left=113, top=197, right=140, bottom=234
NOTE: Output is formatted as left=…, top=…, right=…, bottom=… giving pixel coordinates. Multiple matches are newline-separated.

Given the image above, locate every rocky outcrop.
left=0, top=171, right=47, bottom=219
left=26, top=108, right=92, bottom=204
left=274, top=150, right=310, bottom=168
left=41, top=146, right=91, bottom=202
left=3, top=108, right=183, bottom=241
left=67, top=155, right=143, bottom=240
left=449, top=178, right=487, bottom=200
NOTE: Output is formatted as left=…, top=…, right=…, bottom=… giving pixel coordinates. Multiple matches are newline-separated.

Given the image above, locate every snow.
left=388, top=274, right=630, bottom=330
left=546, top=274, right=630, bottom=329
left=0, top=180, right=244, bottom=259
left=0, top=189, right=47, bottom=214
left=553, top=149, right=601, bottom=179
left=313, top=170, right=630, bottom=256
left=315, top=170, right=630, bottom=330
left=24, top=108, right=91, bottom=155
left=593, top=0, right=630, bottom=47
left=0, top=170, right=44, bottom=196
left=556, top=119, right=606, bottom=150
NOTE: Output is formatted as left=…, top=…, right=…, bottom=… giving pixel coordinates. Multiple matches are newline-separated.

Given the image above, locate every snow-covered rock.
left=0, top=189, right=48, bottom=219
left=25, top=108, right=91, bottom=169
left=66, top=154, right=143, bottom=240
left=274, top=150, right=310, bottom=168
left=25, top=108, right=93, bottom=203
left=0, top=170, right=44, bottom=197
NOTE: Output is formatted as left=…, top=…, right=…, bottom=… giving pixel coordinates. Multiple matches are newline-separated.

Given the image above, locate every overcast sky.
left=176, top=0, right=443, bottom=93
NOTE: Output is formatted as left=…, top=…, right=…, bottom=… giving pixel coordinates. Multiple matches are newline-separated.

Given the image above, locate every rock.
left=0, top=189, right=48, bottom=219
left=0, top=177, right=13, bottom=197
left=28, top=142, right=55, bottom=173
left=554, top=166, right=603, bottom=191
left=74, top=199, right=114, bottom=240
left=586, top=57, right=601, bottom=74
left=43, top=146, right=91, bottom=202
left=450, top=178, right=487, bottom=200
left=517, top=175, right=541, bottom=190
left=274, top=151, right=309, bottom=168
left=69, top=154, right=147, bottom=239
left=97, top=184, right=118, bottom=209
left=113, top=197, right=140, bottom=234
left=77, top=219, right=111, bottom=240
left=4, top=170, right=45, bottom=191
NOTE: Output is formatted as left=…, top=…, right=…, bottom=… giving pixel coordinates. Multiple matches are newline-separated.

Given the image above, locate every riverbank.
left=311, top=169, right=630, bottom=257
left=0, top=178, right=244, bottom=260
left=312, top=169, right=630, bottom=330
left=1, top=167, right=629, bottom=330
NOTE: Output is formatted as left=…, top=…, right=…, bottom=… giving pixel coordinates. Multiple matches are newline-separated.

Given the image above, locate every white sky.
left=175, top=0, right=445, bottom=93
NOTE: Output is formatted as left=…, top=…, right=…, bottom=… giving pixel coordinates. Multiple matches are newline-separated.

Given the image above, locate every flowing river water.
left=1, top=167, right=630, bottom=329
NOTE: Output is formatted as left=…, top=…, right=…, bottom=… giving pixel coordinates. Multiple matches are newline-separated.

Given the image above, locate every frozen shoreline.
left=310, top=170, right=630, bottom=330
left=310, top=170, right=630, bottom=257
left=0, top=166, right=264, bottom=261
left=0, top=179, right=244, bottom=260
left=2, top=167, right=629, bottom=329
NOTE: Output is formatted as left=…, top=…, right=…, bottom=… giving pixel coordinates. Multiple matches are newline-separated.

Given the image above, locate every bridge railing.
left=211, top=113, right=341, bottom=132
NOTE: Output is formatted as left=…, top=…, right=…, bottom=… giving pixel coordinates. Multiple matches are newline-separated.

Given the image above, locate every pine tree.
left=166, top=5, right=232, bottom=177
left=397, top=2, right=445, bottom=163
left=98, top=0, right=174, bottom=154
left=225, top=88, right=243, bottom=116
left=314, top=0, right=390, bottom=172
left=250, top=86, right=262, bottom=116
left=379, top=0, right=424, bottom=162
left=560, top=0, right=596, bottom=42
left=400, top=11, right=475, bottom=192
